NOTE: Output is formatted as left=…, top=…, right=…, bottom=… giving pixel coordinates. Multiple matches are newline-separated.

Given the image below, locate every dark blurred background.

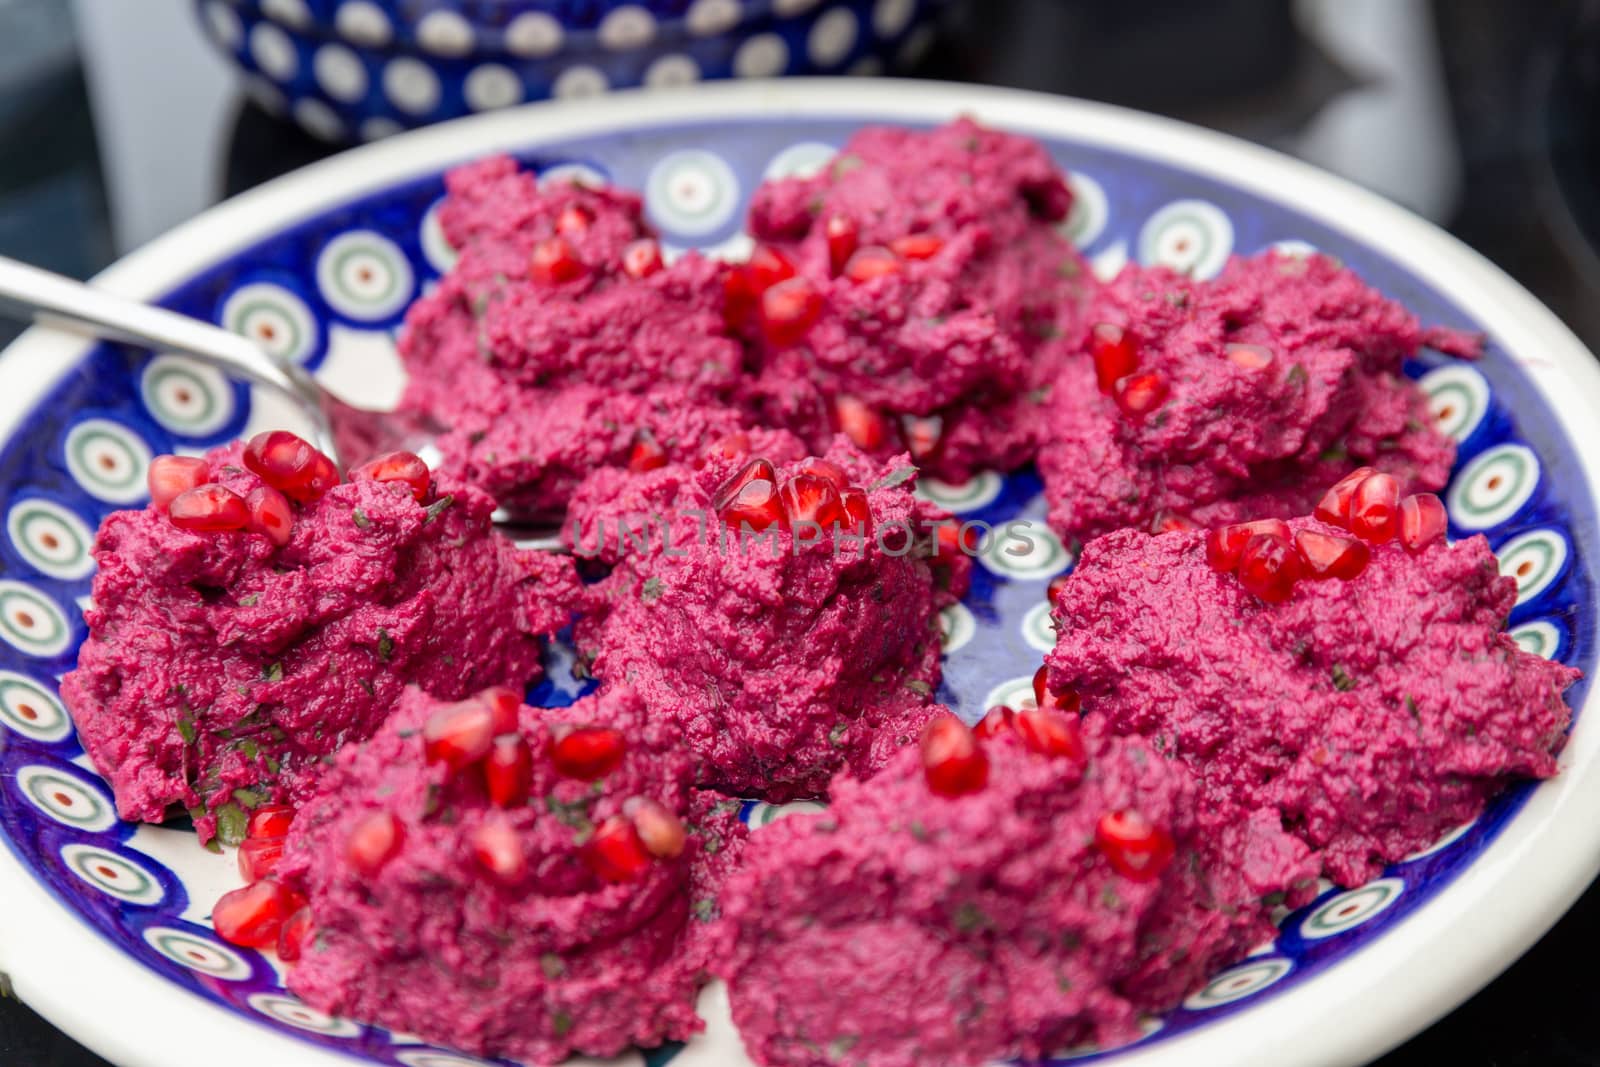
left=3, top=0, right=1599, bottom=1063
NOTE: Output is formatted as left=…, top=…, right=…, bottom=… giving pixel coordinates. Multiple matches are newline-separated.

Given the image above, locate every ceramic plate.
left=0, top=80, right=1596, bottom=1067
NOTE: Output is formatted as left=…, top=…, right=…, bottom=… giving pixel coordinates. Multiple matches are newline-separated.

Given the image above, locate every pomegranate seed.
left=621, top=238, right=664, bottom=279
left=351, top=451, right=431, bottom=503
left=1151, top=510, right=1199, bottom=534
left=247, top=805, right=295, bottom=839
left=834, top=396, right=891, bottom=451
left=238, top=836, right=285, bottom=882
left=277, top=907, right=313, bottom=961
left=551, top=726, right=627, bottom=781
left=843, top=246, right=903, bottom=282
left=746, top=243, right=799, bottom=294
left=345, top=811, right=403, bottom=877
left=839, top=487, right=872, bottom=534
left=1225, top=343, right=1274, bottom=369
left=584, top=816, right=653, bottom=883
left=1095, top=810, right=1176, bottom=881
left=212, top=879, right=296, bottom=948
left=243, top=431, right=338, bottom=502
left=628, top=430, right=668, bottom=473
left=1238, top=531, right=1301, bottom=603
left=484, top=734, right=533, bottom=808
left=902, top=415, right=943, bottom=464
left=1294, top=529, right=1371, bottom=581
left=759, top=277, right=824, bottom=348
left=890, top=233, right=943, bottom=260
left=1014, top=708, right=1085, bottom=761
left=245, top=486, right=294, bottom=546
left=478, top=686, right=523, bottom=737
left=1032, top=664, right=1081, bottom=716
left=700, top=432, right=751, bottom=468
left=1205, top=518, right=1292, bottom=573
left=795, top=458, right=849, bottom=489
left=556, top=204, right=593, bottom=236
left=147, top=455, right=208, bottom=511
left=529, top=236, right=586, bottom=285
left=625, top=796, right=686, bottom=859
left=1398, top=493, right=1448, bottom=552
left=780, top=473, right=844, bottom=529
left=715, top=459, right=784, bottom=532
left=825, top=215, right=858, bottom=276
left=422, top=700, right=495, bottom=772
left=471, top=820, right=526, bottom=885
left=169, top=484, right=249, bottom=532
left=1349, top=472, right=1401, bottom=543
left=973, top=705, right=1015, bottom=739
left=1313, top=466, right=1377, bottom=527
left=1114, top=372, right=1169, bottom=418
left=1090, top=324, right=1138, bottom=394
left=920, top=715, right=988, bottom=797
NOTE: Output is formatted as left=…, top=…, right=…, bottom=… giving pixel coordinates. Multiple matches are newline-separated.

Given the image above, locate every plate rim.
left=2, top=77, right=1599, bottom=1067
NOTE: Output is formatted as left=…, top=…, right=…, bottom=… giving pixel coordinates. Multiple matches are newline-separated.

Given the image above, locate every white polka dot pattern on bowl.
left=201, top=1, right=242, bottom=49
left=0, top=670, right=71, bottom=743
left=140, top=354, right=235, bottom=438
left=1060, top=172, right=1109, bottom=248
left=1299, top=879, right=1403, bottom=940
left=504, top=12, right=563, bottom=57
left=246, top=993, right=364, bottom=1037
left=599, top=5, right=657, bottom=51
left=1511, top=619, right=1563, bottom=659
left=734, top=33, right=790, bottom=78
left=874, top=0, right=917, bottom=35
left=1495, top=528, right=1567, bottom=605
left=687, top=0, right=743, bottom=36
left=553, top=65, right=610, bottom=100
left=259, top=0, right=310, bottom=29
left=463, top=64, right=523, bottom=112
left=415, top=10, right=475, bottom=57
left=61, top=844, right=166, bottom=906
left=334, top=1, right=391, bottom=47
left=220, top=282, right=319, bottom=365
left=316, top=231, right=415, bottom=322
left=978, top=521, right=1070, bottom=581
left=1137, top=199, right=1234, bottom=280
left=1182, top=957, right=1293, bottom=1009
left=808, top=7, right=859, bottom=67
left=7, top=497, right=94, bottom=581
left=63, top=419, right=151, bottom=505
left=292, top=99, right=345, bottom=143
left=916, top=472, right=1002, bottom=513
left=312, top=44, right=368, bottom=103
left=384, top=57, right=443, bottom=116
left=247, top=22, right=298, bottom=81
left=1021, top=601, right=1055, bottom=653
left=142, top=927, right=253, bottom=980
left=1447, top=443, right=1539, bottom=531
left=0, top=582, right=72, bottom=657
left=763, top=141, right=839, bottom=181
left=16, top=765, right=117, bottom=832
left=939, top=602, right=976, bottom=653
left=419, top=199, right=459, bottom=274
left=646, top=150, right=741, bottom=237
left=645, top=54, right=702, bottom=88
left=1418, top=364, right=1490, bottom=443
left=746, top=799, right=827, bottom=829
left=981, top=675, right=1038, bottom=714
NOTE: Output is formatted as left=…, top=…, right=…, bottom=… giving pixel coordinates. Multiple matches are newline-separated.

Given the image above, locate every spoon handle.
left=0, top=256, right=338, bottom=461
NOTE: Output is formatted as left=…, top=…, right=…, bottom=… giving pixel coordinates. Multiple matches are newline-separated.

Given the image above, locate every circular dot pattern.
left=1448, top=444, right=1540, bottom=530
left=1495, top=529, right=1568, bottom=605
left=220, top=282, right=319, bottom=365
left=316, top=231, right=415, bottom=322
left=0, top=671, right=71, bottom=743
left=1183, top=958, right=1294, bottom=1009
left=63, top=418, right=151, bottom=505
left=142, top=927, right=252, bottom=980
left=16, top=766, right=116, bottom=832
left=1300, top=879, right=1404, bottom=939
left=62, top=845, right=165, bottom=907
left=1138, top=199, right=1234, bottom=279
left=140, top=355, right=235, bottom=438
left=7, top=498, right=94, bottom=581
left=647, top=150, right=741, bottom=237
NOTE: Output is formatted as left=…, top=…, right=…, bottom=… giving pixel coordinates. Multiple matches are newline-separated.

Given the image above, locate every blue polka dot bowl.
left=195, top=0, right=948, bottom=143
left=2, top=81, right=1600, bottom=1067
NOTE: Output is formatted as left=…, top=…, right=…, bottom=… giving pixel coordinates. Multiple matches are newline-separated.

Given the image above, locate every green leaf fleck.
left=262, top=662, right=284, bottom=683
left=238, top=594, right=259, bottom=608
left=377, top=628, right=394, bottom=662
left=424, top=495, right=455, bottom=524
left=551, top=1010, right=573, bottom=1037
left=176, top=716, right=196, bottom=745
left=215, top=803, right=248, bottom=846
left=540, top=953, right=566, bottom=979
left=869, top=465, right=917, bottom=491
left=1330, top=665, right=1355, bottom=691
left=352, top=508, right=371, bottom=529
left=641, top=576, right=664, bottom=603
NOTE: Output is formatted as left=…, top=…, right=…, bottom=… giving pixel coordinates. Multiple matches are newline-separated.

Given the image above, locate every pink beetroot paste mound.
left=1037, top=252, right=1471, bottom=542
left=568, top=436, right=969, bottom=800
left=280, top=684, right=744, bottom=1064
left=1046, top=516, right=1577, bottom=885
left=61, top=439, right=578, bottom=842
left=736, top=118, right=1094, bottom=482
left=398, top=155, right=750, bottom=516
left=714, top=714, right=1316, bottom=1067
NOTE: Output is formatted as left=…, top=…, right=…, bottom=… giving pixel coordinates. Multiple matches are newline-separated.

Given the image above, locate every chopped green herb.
left=540, top=953, right=566, bottom=979
left=358, top=677, right=376, bottom=697
left=869, top=465, right=917, bottom=491
left=905, top=679, right=932, bottom=696
left=1405, top=694, right=1421, bottom=721
left=1286, top=364, right=1309, bottom=386
left=693, top=897, right=718, bottom=922
left=176, top=716, right=196, bottom=745
left=262, top=662, right=284, bottom=683
left=641, top=576, right=664, bottom=602
left=908, top=820, right=929, bottom=842
left=551, top=1010, right=573, bottom=1037
left=203, top=838, right=223, bottom=855
left=231, top=788, right=265, bottom=809
left=953, top=902, right=984, bottom=932
left=377, top=628, right=394, bottom=662
left=828, top=722, right=849, bottom=746
left=352, top=508, right=371, bottom=529
left=1330, top=665, right=1355, bottom=691
left=215, top=803, right=249, bottom=846
left=240, top=739, right=260, bottom=761
left=238, top=594, right=259, bottom=608
left=423, top=495, right=455, bottom=523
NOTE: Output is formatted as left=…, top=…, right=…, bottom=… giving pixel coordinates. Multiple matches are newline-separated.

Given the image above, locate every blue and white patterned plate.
left=0, top=82, right=1597, bottom=1067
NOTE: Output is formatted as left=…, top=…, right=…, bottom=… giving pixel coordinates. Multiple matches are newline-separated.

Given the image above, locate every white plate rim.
left=0, top=78, right=1597, bottom=1067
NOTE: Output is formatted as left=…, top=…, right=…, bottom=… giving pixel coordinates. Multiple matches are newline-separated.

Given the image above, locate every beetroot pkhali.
left=1037, top=251, right=1472, bottom=541
left=714, top=713, right=1316, bottom=1067
left=569, top=436, right=969, bottom=800
left=60, top=437, right=578, bottom=842
left=398, top=155, right=750, bottom=516
left=278, top=684, right=745, bottom=1064
left=737, top=118, right=1093, bottom=482
left=1046, top=508, right=1577, bottom=885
